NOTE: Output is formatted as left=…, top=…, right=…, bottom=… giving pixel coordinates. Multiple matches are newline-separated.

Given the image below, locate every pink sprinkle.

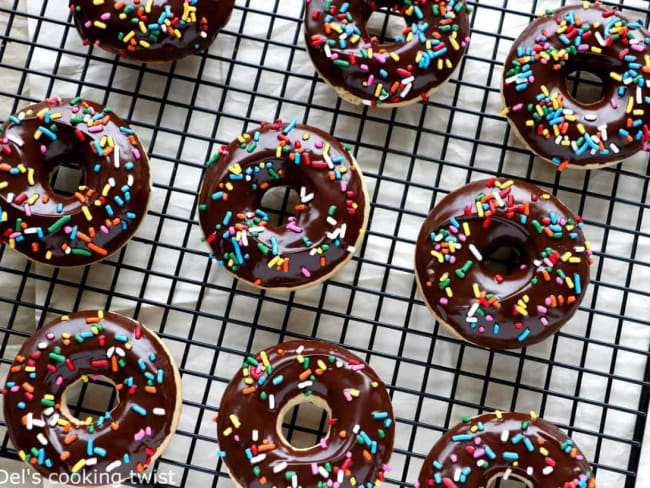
left=545, top=297, right=552, bottom=306
left=541, top=317, right=549, bottom=326
left=287, top=223, right=303, bottom=233
left=88, top=125, right=103, bottom=133
left=373, top=53, right=386, bottom=64
left=440, top=298, right=448, bottom=305
left=478, top=326, right=485, bottom=333
left=24, top=203, right=31, bottom=217
left=450, top=454, right=458, bottom=462
left=134, top=429, right=145, bottom=441
left=611, top=98, right=618, bottom=109
left=360, top=64, right=369, bottom=71
left=351, top=364, right=365, bottom=371
left=56, top=376, right=63, bottom=385
left=578, top=44, right=589, bottom=51
left=84, top=21, right=92, bottom=28
left=512, top=103, right=524, bottom=111
left=311, top=463, right=318, bottom=475
left=315, top=141, right=324, bottom=149
left=234, top=434, right=240, bottom=442
left=449, top=256, right=456, bottom=264
left=485, top=315, right=493, bottom=322
left=47, top=333, right=54, bottom=339
left=555, top=277, right=563, bottom=285
left=320, top=438, right=328, bottom=449
left=100, top=225, right=109, bottom=234
left=301, top=267, right=311, bottom=278
left=537, top=306, right=548, bottom=314
left=458, top=234, right=467, bottom=242
left=40, top=145, right=47, bottom=153
left=343, top=390, right=352, bottom=402
left=100, top=13, right=110, bottom=20
left=132, top=148, right=141, bottom=159
left=145, top=426, right=152, bottom=435
left=474, top=449, right=485, bottom=458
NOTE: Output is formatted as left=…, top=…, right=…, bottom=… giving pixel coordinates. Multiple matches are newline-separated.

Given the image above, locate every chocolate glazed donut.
left=502, top=3, right=650, bottom=170
left=2, top=311, right=182, bottom=485
left=415, top=178, right=593, bottom=349
left=0, top=97, right=151, bottom=267
left=417, top=412, right=595, bottom=488
left=198, top=120, right=369, bottom=290
left=70, top=0, right=235, bottom=63
left=304, top=0, right=472, bottom=107
left=217, top=340, right=394, bottom=488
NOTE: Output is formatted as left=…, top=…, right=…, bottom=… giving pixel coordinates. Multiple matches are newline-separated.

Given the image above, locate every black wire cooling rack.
left=0, top=0, right=649, bottom=487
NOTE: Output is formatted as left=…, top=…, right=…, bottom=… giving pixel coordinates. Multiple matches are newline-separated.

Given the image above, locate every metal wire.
left=0, top=1, right=649, bottom=487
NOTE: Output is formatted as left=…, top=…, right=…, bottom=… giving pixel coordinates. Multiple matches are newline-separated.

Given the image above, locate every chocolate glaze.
left=304, top=0, right=471, bottom=106
left=0, top=98, right=151, bottom=267
left=418, top=412, right=595, bottom=487
left=502, top=4, right=650, bottom=168
left=415, top=179, right=592, bottom=349
left=217, top=340, right=394, bottom=488
left=198, top=121, right=368, bottom=290
left=2, top=310, right=181, bottom=483
left=70, top=0, right=234, bottom=63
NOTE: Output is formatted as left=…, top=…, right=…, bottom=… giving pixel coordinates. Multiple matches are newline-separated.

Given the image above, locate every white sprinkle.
left=584, top=113, right=597, bottom=122
left=250, top=454, right=267, bottom=464
left=47, top=414, right=59, bottom=427
left=37, top=433, right=48, bottom=446
left=269, top=394, right=275, bottom=410
left=610, top=143, right=620, bottom=154
left=26, top=413, right=33, bottom=430
left=327, top=216, right=337, bottom=226
left=106, top=460, right=122, bottom=472
left=319, top=467, right=329, bottom=479
left=352, top=424, right=360, bottom=434
left=107, top=346, right=116, bottom=358
left=32, top=419, right=45, bottom=429
left=503, top=467, right=512, bottom=480
left=153, top=408, right=166, bottom=416
left=114, top=144, right=120, bottom=168
left=43, top=407, right=54, bottom=417
left=252, top=429, right=259, bottom=442
left=337, top=469, right=344, bottom=484
left=340, top=223, right=347, bottom=239
left=501, top=430, right=509, bottom=442
left=292, top=474, right=298, bottom=488
left=543, top=466, right=554, bottom=475
left=469, top=243, right=483, bottom=261
left=85, top=458, right=98, bottom=467
left=108, top=177, right=116, bottom=187
left=298, top=381, right=313, bottom=389
left=127, top=174, right=134, bottom=187
left=273, top=462, right=288, bottom=473
left=346, top=246, right=356, bottom=254
left=453, top=467, right=462, bottom=482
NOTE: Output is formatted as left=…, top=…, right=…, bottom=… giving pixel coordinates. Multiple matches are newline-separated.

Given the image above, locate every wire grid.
left=0, top=0, right=649, bottom=487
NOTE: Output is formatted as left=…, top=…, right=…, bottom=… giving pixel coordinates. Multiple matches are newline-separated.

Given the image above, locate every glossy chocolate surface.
left=217, top=340, right=394, bottom=488
left=418, top=412, right=595, bottom=487
left=70, top=0, right=234, bottom=63
left=198, top=121, right=368, bottom=290
left=304, top=0, right=471, bottom=106
left=0, top=98, right=151, bottom=267
left=2, top=310, right=180, bottom=483
left=415, top=179, right=592, bottom=349
left=502, top=4, right=650, bottom=168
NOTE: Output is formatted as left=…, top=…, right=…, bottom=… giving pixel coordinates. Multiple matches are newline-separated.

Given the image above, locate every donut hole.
left=565, top=69, right=607, bottom=105
left=277, top=396, right=331, bottom=450
left=366, top=7, right=407, bottom=45
left=61, top=375, right=119, bottom=425
left=47, top=160, right=85, bottom=198
left=260, top=185, right=301, bottom=227
left=482, top=244, right=525, bottom=276
left=486, top=474, right=531, bottom=488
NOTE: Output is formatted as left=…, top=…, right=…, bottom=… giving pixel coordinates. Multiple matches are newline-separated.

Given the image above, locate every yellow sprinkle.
left=82, top=206, right=92, bottom=222
left=222, top=427, right=233, bottom=436
left=229, top=414, right=240, bottom=429
left=495, top=410, right=503, bottom=419
left=260, top=351, right=270, bottom=368
left=27, top=168, right=35, bottom=186
left=71, top=459, right=86, bottom=474
left=472, top=283, right=480, bottom=298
